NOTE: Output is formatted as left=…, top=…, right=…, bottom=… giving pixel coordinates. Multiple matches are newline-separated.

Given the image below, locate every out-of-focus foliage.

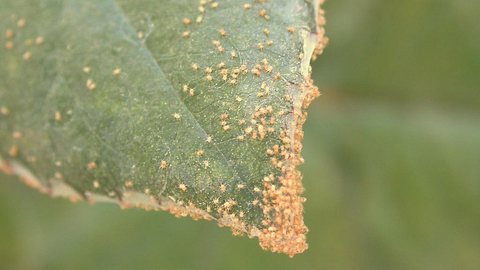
left=1, top=0, right=479, bottom=269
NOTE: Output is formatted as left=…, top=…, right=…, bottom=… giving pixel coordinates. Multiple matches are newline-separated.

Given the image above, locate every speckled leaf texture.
left=0, top=0, right=327, bottom=256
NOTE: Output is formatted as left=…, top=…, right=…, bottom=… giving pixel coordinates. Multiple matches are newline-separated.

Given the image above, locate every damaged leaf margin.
left=0, top=0, right=327, bottom=257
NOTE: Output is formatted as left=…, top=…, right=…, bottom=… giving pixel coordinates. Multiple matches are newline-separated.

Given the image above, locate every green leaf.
left=0, top=0, right=326, bottom=256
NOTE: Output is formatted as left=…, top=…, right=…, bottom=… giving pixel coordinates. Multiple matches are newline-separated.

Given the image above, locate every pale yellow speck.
left=86, top=79, right=96, bottom=90
left=23, top=51, right=32, bottom=61
left=259, top=9, right=267, bottom=18
left=35, top=36, right=44, bottom=45
left=112, top=68, right=122, bottom=76
left=160, top=160, right=168, bottom=169
left=178, top=183, right=187, bottom=192
left=9, top=145, right=18, bottom=157
left=5, top=29, right=14, bottom=39
left=196, top=150, right=205, bottom=157
left=125, top=180, right=134, bottom=188
left=93, top=181, right=100, bottom=189
left=5, top=41, right=14, bottom=49
left=12, top=131, right=22, bottom=139
left=55, top=111, right=62, bottom=122
left=87, top=162, right=97, bottom=170
left=218, top=28, right=226, bottom=36
left=17, top=18, right=26, bottom=28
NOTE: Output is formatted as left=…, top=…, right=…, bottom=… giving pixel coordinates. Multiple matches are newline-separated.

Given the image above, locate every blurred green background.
left=1, top=1, right=479, bottom=269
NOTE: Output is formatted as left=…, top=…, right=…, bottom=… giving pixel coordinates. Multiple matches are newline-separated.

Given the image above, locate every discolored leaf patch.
left=0, top=0, right=327, bottom=256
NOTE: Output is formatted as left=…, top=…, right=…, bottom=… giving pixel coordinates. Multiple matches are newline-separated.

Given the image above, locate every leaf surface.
left=0, top=0, right=326, bottom=256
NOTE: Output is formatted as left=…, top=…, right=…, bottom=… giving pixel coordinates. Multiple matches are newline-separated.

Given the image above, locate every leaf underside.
left=0, top=0, right=327, bottom=256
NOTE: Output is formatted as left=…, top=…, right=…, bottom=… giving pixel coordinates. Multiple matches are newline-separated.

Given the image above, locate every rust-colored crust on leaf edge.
left=254, top=0, right=326, bottom=257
